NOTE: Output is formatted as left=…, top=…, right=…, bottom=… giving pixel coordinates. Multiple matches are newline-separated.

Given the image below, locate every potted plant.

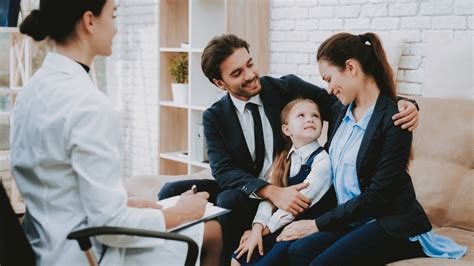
left=169, top=53, right=188, bottom=105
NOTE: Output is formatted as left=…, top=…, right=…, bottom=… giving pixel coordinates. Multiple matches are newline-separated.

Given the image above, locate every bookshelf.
left=158, top=0, right=269, bottom=175
left=0, top=1, right=32, bottom=214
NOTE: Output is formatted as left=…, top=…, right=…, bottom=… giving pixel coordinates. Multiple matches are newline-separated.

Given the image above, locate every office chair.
left=0, top=182, right=199, bottom=266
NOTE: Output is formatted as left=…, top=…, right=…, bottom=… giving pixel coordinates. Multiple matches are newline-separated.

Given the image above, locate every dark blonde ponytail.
left=317, top=32, right=396, bottom=101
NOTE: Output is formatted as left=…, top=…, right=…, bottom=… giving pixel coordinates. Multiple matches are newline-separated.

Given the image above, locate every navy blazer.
left=315, top=93, right=432, bottom=238
left=203, top=75, right=337, bottom=195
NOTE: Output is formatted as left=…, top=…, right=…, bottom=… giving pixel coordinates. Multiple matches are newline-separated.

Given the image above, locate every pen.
left=191, top=184, right=197, bottom=194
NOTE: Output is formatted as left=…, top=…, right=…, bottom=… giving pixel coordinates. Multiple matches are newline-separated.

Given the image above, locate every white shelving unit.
left=0, top=1, right=32, bottom=214
left=158, top=0, right=269, bottom=175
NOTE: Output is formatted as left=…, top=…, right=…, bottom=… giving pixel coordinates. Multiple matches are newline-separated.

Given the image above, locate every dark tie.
left=245, top=102, right=265, bottom=175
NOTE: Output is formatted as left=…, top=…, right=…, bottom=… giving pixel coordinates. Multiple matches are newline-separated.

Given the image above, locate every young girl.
left=231, top=98, right=334, bottom=265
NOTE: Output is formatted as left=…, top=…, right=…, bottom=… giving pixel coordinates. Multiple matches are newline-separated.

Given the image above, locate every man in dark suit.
left=158, top=34, right=419, bottom=265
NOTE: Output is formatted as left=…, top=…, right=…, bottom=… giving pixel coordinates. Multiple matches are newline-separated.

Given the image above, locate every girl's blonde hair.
left=267, top=98, right=322, bottom=187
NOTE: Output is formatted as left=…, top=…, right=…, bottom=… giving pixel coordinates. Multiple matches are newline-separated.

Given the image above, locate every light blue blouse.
left=329, top=103, right=467, bottom=259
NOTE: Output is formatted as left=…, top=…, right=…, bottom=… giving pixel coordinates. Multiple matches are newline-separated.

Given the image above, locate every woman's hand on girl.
left=276, top=220, right=318, bottom=242
left=235, top=223, right=265, bottom=263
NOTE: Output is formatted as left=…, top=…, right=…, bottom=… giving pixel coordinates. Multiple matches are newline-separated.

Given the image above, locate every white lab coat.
left=10, top=52, right=203, bottom=265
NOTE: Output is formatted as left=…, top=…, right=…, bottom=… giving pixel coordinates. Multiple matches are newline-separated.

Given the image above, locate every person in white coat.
left=11, top=0, right=222, bottom=265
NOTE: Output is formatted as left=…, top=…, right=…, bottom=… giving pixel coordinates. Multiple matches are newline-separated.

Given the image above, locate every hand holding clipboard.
left=159, top=186, right=230, bottom=232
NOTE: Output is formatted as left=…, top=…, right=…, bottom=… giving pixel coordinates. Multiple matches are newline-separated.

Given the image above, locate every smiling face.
left=282, top=101, right=323, bottom=148
left=318, top=59, right=359, bottom=105
left=213, top=47, right=261, bottom=101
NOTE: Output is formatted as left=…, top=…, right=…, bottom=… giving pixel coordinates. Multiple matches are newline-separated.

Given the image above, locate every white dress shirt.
left=229, top=94, right=273, bottom=195
left=11, top=52, right=203, bottom=265
left=252, top=141, right=332, bottom=233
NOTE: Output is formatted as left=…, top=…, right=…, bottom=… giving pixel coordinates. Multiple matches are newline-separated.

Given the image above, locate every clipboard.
left=158, top=196, right=231, bottom=232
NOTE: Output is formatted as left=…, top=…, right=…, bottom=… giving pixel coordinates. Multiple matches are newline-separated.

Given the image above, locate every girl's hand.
left=276, top=220, right=318, bottom=242
left=235, top=224, right=264, bottom=263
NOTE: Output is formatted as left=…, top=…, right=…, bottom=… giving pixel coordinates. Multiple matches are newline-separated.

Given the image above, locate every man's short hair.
left=201, top=34, right=250, bottom=83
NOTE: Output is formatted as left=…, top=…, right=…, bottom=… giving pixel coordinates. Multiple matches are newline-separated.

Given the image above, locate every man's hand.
left=127, top=198, right=162, bottom=209
left=260, top=183, right=311, bottom=216
left=392, top=100, right=419, bottom=131
left=276, top=220, right=318, bottom=242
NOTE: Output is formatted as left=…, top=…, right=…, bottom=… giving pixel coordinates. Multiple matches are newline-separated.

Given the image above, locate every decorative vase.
left=171, top=83, right=188, bottom=105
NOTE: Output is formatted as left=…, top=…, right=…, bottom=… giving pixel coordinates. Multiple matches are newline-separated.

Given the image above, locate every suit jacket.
left=203, top=75, right=337, bottom=195
left=315, top=93, right=432, bottom=238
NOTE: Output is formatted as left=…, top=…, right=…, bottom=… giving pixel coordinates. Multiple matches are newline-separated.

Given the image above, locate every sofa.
left=125, top=96, right=473, bottom=265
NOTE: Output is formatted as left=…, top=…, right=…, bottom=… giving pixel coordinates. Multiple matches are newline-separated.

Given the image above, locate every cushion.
left=422, top=36, right=473, bottom=100
left=410, top=158, right=469, bottom=228
left=444, top=170, right=474, bottom=231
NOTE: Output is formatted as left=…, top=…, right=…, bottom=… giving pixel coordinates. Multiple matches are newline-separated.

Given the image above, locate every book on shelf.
left=0, top=0, right=21, bottom=27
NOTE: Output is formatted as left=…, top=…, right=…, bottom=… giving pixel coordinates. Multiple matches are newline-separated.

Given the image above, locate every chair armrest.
left=67, top=226, right=198, bottom=266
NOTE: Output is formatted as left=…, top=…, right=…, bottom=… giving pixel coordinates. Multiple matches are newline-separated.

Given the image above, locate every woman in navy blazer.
left=277, top=32, right=466, bottom=265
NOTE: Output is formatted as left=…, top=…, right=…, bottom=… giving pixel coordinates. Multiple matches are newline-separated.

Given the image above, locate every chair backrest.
left=0, top=182, right=36, bottom=265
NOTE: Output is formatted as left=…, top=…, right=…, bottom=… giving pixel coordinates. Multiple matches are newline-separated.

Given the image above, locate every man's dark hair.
left=201, top=34, right=250, bottom=83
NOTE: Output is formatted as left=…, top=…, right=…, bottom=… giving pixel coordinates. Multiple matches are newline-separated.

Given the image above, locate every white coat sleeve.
left=68, top=93, right=167, bottom=248
left=266, top=152, right=333, bottom=233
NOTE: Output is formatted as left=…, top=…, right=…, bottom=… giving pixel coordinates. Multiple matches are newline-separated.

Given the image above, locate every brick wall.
left=106, top=0, right=159, bottom=178
left=269, top=0, right=473, bottom=95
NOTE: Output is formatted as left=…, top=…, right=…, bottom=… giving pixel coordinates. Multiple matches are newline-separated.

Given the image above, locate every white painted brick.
left=422, top=30, right=454, bottom=41
left=287, top=53, right=310, bottom=64
left=295, top=0, right=318, bottom=7
left=408, top=43, right=425, bottom=56
left=454, top=30, right=473, bottom=39
left=370, top=17, right=400, bottom=30
left=454, top=0, right=473, bottom=15
left=361, top=4, right=388, bottom=17
left=420, top=1, right=453, bottom=15
left=271, top=8, right=286, bottom=20
left=309, top=6, right=335, bottom=18
left=397, top=82, right=421, bottom=95
left=392, top=29, right=421, bottom=42
left=271, top=42, right=299, bottom=52
left=404, top=70, right=424, bottom=83
left=319, top=0, right=340, bottom=6
left=287, top=7, right=309, bottom=19
left=295, top=19, right=319, bottom=30
left=270, top=63, right=279, bottom=73
left=271, top=31, right=286, bottom=41
left=388, top=3, right=419, bottom=16
left=277, top=63, right=299, bottom=74
left=272, top=20, right=295, bottom=30
left=344, top=18, right=370, bottom=30
left=271, top=51, right=286, bottom=63
left=396, top=70, right=404, bottom=82
left=298, top=64, right=318, bottom=75
left=401, top=17, right=432, bottom=29
left=335, top=5, right=362, bottom=18
left=340, top=0, right=367, bottom=4
left=309, top=30, right=335, bottom=42
left=469, top=16, right=473, bottom=29
left=272, top=0, right=295, bottom=7
left=432, top=16, right=467, bottom=30
left=369, top=0, right=397, bottom=3
left=286, top=31, right=309, bottom=41
left=401, top=43, right=410, bottom=56
left=399, top=55, right=422, bottom=69
left=320, top=19, right=344, bottom=30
